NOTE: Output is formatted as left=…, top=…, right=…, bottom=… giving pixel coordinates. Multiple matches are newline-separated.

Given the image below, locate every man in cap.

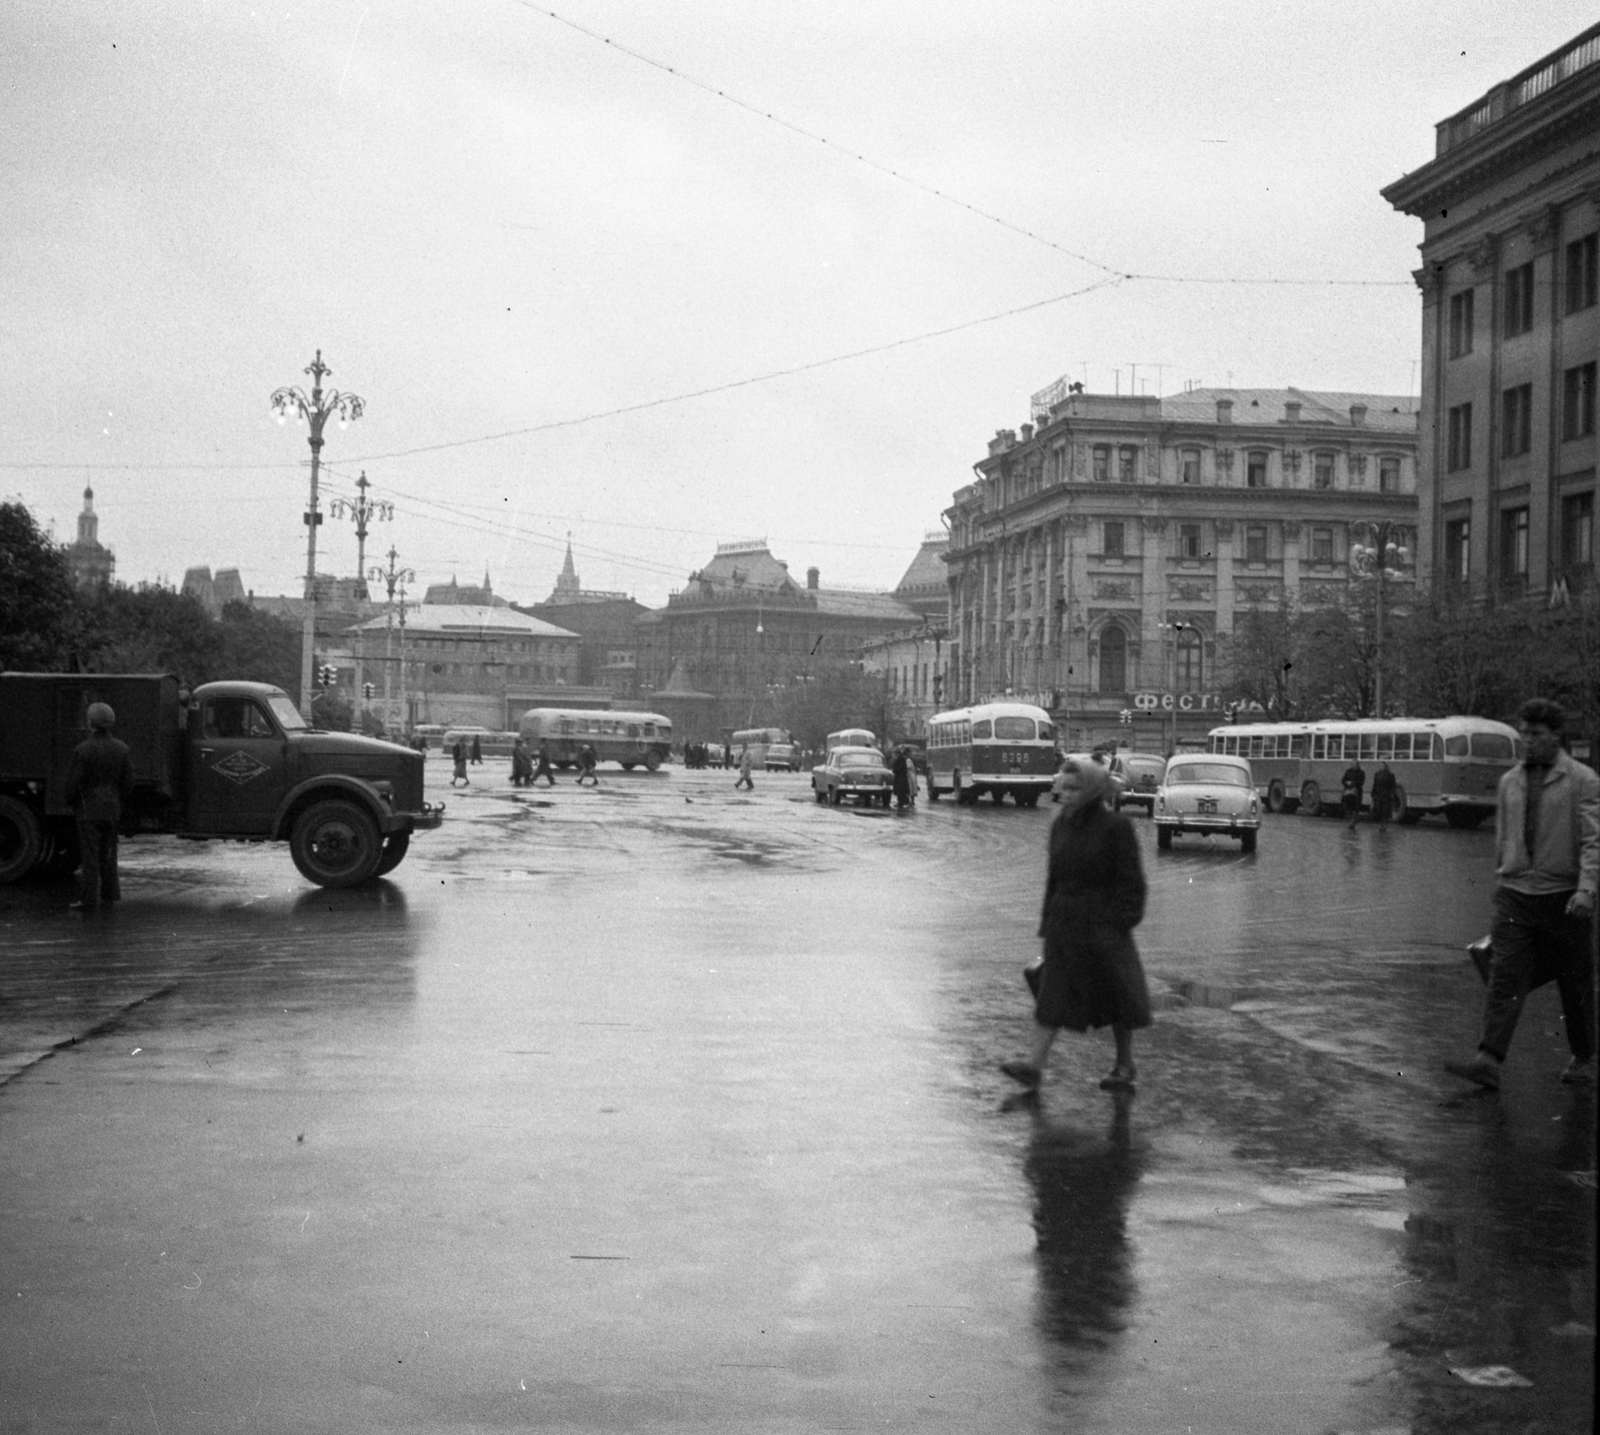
left=65, top=701, right=135, bottom=911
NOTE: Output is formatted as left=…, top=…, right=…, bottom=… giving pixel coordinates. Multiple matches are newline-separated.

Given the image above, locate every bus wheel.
left=621, top=762, right=636, bottom=771
left=644, top=751, right=662, bottom=772
left=1388, top=783, right=1408, bottom=824
left=1299, top=781, right=1322, bottom=817
left=1445, top=807, right=1485, bottom=830
left=1018, top=792, right=1040, bottom=809
left=927, top=781, right=941, bottom=802
left=1266, top=780, right=1286, bottom=813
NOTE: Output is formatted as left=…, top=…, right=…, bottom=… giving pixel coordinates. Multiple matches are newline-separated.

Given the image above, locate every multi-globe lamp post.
left=271, top=351, right=365, bottom=720
left=1349, top=520, right=1411, bottom=719
left=370, top=546, right=416, bottom=737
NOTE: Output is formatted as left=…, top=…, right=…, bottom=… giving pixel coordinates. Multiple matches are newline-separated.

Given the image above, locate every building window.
left=1098, top=626, right=1127, bottom=694
left=1379, top=456, right=1401, bottom=493
left=1564, top=362, right=1596, bottom=440
left=1244, top=525, right=1268, bottom=563
left=1565, top=233, right=1597, bottom=314
left=1504, top=262, right=1534, bottom=337
left=1175, top=628, right=1202, bottom=691
left=1562, top=491, right=1594, bottom=570
left=1500, top=506, right=1529, bottom=584
left=1246, top=452, right=1268, bottom=488
left=1501, top=383, right=1533, bottom=457
left=1313, top=454, right=1334, bottom=489
left=1449, top=289, right=1474, bottom=358
left=1103, top=521, right=1125, bottom=557
left=1444, top=517, right=1470, bottom=584
left=1180, top=449, right=1200, bottom=485
left=1447, top=403, right=1473, bottom=470
left=1118, top=445, right=1138, bottom=482
left=1178, top=522, right=1202, bottom=559
left=1311, top=526, right=1333, bottom=563
left=1093, top=445, right=1111, bottom=481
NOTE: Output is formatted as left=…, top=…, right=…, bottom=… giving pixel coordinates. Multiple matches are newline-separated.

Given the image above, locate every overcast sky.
left=3, top=1, right=1594, bottom=608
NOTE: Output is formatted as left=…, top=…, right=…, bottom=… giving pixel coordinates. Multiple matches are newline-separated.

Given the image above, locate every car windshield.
left=838, top=753, right=881, bottom=767
left=266, top=694, right=307, bottom=731
left=1168, top=763, right=1250, bottom=787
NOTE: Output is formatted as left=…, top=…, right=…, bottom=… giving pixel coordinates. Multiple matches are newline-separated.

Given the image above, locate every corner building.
left=1383, top=24, right=1600, bottom=603
left=944, top=386, right=1419, bottom=747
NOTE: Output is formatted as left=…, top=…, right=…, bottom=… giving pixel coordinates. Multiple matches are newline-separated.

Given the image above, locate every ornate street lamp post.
left=1157, top=618, right=1195, bottom=754
left=1350, top=521, right=1411, bottom=718
left=332, top=471, right=393, bottom=598
left=370, top=546, right=415, bottom=736
left=272, top=351, right=365, bottom=719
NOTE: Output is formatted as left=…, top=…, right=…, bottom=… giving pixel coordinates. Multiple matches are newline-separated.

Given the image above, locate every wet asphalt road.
left=1, top=761, right=1593, bottom=1434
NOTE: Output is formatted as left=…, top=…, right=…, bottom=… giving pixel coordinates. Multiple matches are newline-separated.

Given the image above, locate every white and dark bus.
left=1205, top=716, right=1522, bottom=826
left=517, top=708, right=673, bottom=771
left=925, top=701, right=1057, bottom=807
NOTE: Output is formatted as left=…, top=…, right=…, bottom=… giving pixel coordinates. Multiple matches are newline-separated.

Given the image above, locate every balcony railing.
left=1436, top=24, right=1600, bottom=155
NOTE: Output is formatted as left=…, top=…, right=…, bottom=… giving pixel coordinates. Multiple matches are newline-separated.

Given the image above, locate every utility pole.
left=272, top=352, right=364, bottom=719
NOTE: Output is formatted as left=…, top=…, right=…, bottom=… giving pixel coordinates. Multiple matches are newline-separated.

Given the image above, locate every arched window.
left=1176, top=628, right=1203, bottom=691
left=1099, top=625, right=1127, bottom=694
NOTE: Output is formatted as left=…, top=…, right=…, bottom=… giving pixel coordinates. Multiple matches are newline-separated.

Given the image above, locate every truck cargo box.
left=0, top=673, right=183, bottom=813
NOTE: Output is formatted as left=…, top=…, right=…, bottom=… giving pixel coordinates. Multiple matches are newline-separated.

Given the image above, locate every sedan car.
left=812, top=747, right=894, bottom=807
left=1111, top=751, right=1167, bottom=813
left=1154, top=753, right=1260, bottom=852
left=1051, top=751, right=1126, bottom=807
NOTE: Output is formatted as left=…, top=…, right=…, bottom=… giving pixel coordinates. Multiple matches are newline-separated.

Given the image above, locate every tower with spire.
left=549, top=537, right=581, bottom=604
left=66, top=485, right=115, bottom=590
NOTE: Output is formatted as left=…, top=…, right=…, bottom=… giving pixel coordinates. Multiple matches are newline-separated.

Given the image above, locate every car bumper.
left=395, top=801, right=446, bottom=833
left=1154, top=813, right=1258, bottom=833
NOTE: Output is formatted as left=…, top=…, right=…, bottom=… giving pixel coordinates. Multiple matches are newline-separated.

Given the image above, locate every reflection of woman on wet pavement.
left=1003, top=757, right=1151, bottom=1092
left=1023, top=1095, right=1143, bottom=1353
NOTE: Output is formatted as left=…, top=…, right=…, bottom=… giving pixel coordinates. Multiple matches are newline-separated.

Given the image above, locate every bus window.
left=1248, top=736, right=1263, bottom=759
left=1359, top=734, right=1377, bottom=760
left=559, top=719, right=575, bottom=734
left=1471, top=732, right=1515, bottom=761
left=1376, top=733, right=1394, bottom=760
left=1327, top=735, right=1344, bottom=760
left=627, top=724, right=640, bottom=739
left=1445, top=734, right=1469, bottom=757
left=1290, top=735, right=1307, bottom=758
left=973, top=720, right=992, bottom=740
left=993, top=717, right=1035, bottom=740
left=1038, top=722, right=1055, bottom=742
left=1390, top=734, right=1410, bottom=760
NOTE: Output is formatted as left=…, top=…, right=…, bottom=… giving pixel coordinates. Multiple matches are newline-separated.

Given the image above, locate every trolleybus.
left=517, top=708, right=673, bottom=771
left=730, top=727, right=802, bottom=771
left=1205, top=716, right=1521, bottom=826
left=926, top=701, right=1057, bottom=806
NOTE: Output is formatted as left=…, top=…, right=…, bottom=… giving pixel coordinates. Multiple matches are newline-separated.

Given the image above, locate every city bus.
left=517, top=708, right=673, bottom=771
left=925, top=701, right=1057, bottom=807
left=731, top=727, right=802, bottom=771
left=825, top=728, right=878, bottom=754
left=1205, top=716, right=1522, bottom=826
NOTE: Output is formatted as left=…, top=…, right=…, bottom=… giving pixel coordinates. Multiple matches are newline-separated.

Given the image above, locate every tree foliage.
left=771, top=661, right=909, bottom=751
left=0, top=502, right=79, bottom=671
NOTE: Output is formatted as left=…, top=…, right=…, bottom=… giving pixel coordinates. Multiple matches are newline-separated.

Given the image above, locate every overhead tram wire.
left=512, top=4, right=1413, bottom=292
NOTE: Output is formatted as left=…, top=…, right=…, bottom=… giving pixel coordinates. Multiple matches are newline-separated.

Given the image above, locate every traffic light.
left=363, top=681, right=375, bottom=700
left=317, top=664, right=336, bottom=688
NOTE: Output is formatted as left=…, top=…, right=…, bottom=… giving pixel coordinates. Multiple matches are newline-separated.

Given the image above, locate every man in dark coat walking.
left=1341, top=759, right=1366, bottom=829
left=531, top=739, right=557, bottom=787
left=65, top=702, right=134, bottom=911
left=1370, top=762, right=1397, bottom=828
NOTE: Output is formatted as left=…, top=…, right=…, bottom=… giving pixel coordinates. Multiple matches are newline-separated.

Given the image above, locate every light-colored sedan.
left=1112, top=752, right=1167, bottom=813
left=1154, top=754, right=1260, bottom=853
left=812, top=747, right=893, bottom=807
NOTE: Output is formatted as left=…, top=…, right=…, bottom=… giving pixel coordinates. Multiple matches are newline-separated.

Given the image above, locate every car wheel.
left=1299, top=780, right=1322, bottom=817
left=1156, top=826, right=1173, bottom=851
left=829, top=788, right=841, bottom=806
left=1240, top=829, right=1257, bottom=854
left=290, top=799, right=383, bottom=888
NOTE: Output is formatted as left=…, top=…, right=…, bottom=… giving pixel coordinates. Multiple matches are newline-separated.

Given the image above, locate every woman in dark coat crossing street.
left=1003, top=757, right=1151, bottom=1093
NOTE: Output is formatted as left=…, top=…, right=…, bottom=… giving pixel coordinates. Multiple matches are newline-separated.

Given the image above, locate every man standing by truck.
left=65, top=702, right=134, bottom=911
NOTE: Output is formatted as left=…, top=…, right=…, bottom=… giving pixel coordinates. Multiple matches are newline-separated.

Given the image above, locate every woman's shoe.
left=1000, top=1060, right=1041, bottom=1089
left=1098, top=1065, right=1137, bottom=1092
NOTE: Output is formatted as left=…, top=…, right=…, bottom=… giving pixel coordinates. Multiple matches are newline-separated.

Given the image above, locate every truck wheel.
left=0, top=795, right=44, bottom=884
left=290, top=800, right=383, bottom=888
left=374, top=831, right=411, bottom=877
left=644, top=750, right=662, bottom=772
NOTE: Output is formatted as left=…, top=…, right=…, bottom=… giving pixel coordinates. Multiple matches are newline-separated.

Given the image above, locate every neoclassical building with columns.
left=943, top=385, right=1420, bottom=748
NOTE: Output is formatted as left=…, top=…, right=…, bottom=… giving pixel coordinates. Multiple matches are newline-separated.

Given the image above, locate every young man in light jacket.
left=1447, top=698, right=1598, bottom=1090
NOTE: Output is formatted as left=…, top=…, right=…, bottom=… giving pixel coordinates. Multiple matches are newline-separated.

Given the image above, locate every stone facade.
left=1384, top=23, right=1600, bottom=605
left=945, top=387, right=1419, bottom=748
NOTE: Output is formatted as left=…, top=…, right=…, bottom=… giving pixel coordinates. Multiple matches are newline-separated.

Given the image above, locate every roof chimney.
left=1216, top=398, right=1233, bottom=424
left=806, top=566, right=819, bottom=591
left=1350, top=403, right=1367, bottom=427
left=1284, top=399, right=1302, bottom=424
left=1020, top=422, right=1034, bottom=441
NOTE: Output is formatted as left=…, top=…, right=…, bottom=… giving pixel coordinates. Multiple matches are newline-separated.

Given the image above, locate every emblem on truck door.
left=212, top=750, right=271, bottom=785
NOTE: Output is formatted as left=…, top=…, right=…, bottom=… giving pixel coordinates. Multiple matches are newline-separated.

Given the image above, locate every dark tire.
left=1445, top=807, right=1486, bottom=830
left=1156, top=825, right=1173, bottom=851
left=991, top=788, right=1006, bottom=803
left=374, top=830, right=411, bottom=877
left=1018, top=792, right=1040, bottom=809
left=1387, top=783, right=1408, bottom=825
left=621, top=762, right=636, bottom=771
left=290, top=799, right=383, bottom=888
left=829, top=788, right=841, bottom=806
left=1398, top=806, right=1424, bottom=826
left=644, top=751, right=662, bottom=772
left=927, top=780, right=941, bottom=802
left=1299, top=781, right=1322, bottom=818
left=0, top=795, right=44, bottom=884
left=1266, top=780, right=1286, bottom=813
left=1240, top=829, right=1258, bottom=854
